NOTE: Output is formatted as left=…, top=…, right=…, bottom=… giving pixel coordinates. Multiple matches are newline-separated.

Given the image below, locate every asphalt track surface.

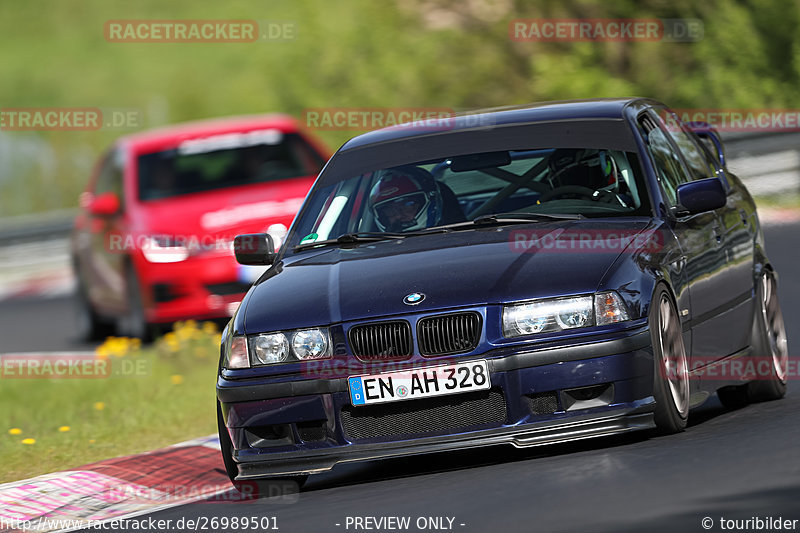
left=2, top=223, right=800, bottom=532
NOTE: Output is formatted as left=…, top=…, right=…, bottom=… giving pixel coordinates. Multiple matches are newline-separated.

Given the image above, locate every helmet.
left=548, top=148, right=617, bottom=189
left=368, top=166, right=442, bottom=232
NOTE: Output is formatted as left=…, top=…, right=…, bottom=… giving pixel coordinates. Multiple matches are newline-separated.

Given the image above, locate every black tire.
left=650, top=285, right=689, bottom=434
left=216, top=402, right=307, bottom=496
left=747, top=270, right=788, bottom=402
left=75, top=275, right=113, bottom=341
left=117, top=265, right=152, bottom=341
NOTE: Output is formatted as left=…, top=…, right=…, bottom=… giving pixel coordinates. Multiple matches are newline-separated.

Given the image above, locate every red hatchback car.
left=71, top=114, right=329, bottom=340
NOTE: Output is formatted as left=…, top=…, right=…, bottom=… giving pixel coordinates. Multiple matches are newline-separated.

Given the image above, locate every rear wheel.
left=117, top=265, right=152, bottom=341
left=650, top=286, right=689, bottom=433
left=747, top=271, right=788, bottom=402
left=75, top=273, right=113, bottom=341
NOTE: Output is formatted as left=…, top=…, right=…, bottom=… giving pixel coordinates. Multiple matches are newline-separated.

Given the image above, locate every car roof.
left=118, top=113, right=302, bottom=151
left=340, top=98, right=655, bottom=152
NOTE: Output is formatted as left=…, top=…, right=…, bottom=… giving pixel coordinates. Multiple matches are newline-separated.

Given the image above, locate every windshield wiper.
left=472, top=212, right=584, bottom=225
left=294, top=227, right=457, bottom=251
left=294, top=232, right=404, bottom=251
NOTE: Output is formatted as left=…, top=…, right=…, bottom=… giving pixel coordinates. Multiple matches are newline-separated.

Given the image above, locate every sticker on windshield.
left=300, top=233, right=319, bottom=244
left=178, top=129, right=284, bottom=155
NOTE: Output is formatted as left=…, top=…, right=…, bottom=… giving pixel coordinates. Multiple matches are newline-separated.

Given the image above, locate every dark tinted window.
left=666, top=125, right=717, bottom=181
left=286, top=146, right=652, bottom=251
left=643, top=125, right=688, bottom=206
left=94, top=148, right=124, bottom=199
left=137, top=132, right=324, bottom=201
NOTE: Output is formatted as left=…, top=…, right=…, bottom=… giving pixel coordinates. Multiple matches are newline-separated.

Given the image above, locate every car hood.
left=242, top=219, right=655, bottom=332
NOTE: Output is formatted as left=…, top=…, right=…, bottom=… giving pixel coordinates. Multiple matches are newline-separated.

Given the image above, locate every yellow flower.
left=8, top=428, right=22, bottom=435
left=202, top=321, right=217, bottom=335
left=21, top=438, right=35, bottom=445
left=170, top=374, right=184, bottom=385
left=89, top=439, right=96, bottom=444
left=58, top=426, right=70, bottom=432
left=94, top=402, right=106, bottom=411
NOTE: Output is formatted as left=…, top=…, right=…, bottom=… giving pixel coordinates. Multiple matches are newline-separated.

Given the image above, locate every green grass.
left=0, top=322, right=222, bottom=484
left=753, top=193, right=800, bottom=211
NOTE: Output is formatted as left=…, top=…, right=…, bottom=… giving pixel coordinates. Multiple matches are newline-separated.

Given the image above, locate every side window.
left=687, top=129, right=731, bottom=190
left=642, top=124, right=687, bottom=206
left=667, top=127, right=717, bottom=181
left=94, top=149, right=124, bottom=199
left=657, top=108, right=717, bottom=181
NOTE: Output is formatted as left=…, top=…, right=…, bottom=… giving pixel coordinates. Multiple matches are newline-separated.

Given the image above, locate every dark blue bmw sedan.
left=216, top=98, right=788, bottom=489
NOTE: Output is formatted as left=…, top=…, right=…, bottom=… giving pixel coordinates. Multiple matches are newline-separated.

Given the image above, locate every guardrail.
left=0, top=132, right=797, bottom=247
left=0, top=208, right=76, bottom=246
left=723, top=131, right=800, bottom=197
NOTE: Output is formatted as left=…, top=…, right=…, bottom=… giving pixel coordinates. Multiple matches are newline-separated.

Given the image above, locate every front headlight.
left=503, top=296, right=594, bottom=337
left=503, top=292, right=629, bottom=338
left=292, top=329, right=329, bottom=360
left=141, top=236, right=189, bottom=263
left=248, top=328, right=332, bottom=366
left=252, top=333, right=289, bottom=364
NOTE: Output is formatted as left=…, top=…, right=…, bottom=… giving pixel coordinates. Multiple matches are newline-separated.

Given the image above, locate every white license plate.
left=348, top=360, right=490, bottom=406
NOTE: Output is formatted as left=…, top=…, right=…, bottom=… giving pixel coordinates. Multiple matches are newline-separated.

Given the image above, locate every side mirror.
left=674, top=177, right=727, bottom=216
left=234, top=233, right=276, bottom=266
left=686, top=121, right=726, bottom=168
left=88, top=192, right=121, bottom=217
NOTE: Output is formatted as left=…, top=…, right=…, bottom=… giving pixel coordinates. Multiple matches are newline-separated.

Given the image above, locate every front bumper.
left=135, top=253, right=263, bottom=323
left=217, top=328, right=656, bottom=479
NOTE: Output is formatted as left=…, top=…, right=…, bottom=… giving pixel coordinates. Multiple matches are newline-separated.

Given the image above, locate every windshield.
left=286, top=147, right=651, bottom=253
left=137, top=131, right=324, bottom=201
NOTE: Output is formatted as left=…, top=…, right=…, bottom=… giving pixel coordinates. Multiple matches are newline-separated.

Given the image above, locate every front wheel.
left=650, top=286, right=689, bottom=434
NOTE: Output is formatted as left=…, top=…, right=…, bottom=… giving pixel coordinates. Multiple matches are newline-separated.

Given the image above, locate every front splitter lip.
left=234, top=400, right=655, bottom=479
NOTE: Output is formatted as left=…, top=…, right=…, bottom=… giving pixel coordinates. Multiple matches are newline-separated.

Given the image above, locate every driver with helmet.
left=368, top=166, right=443, bottom=232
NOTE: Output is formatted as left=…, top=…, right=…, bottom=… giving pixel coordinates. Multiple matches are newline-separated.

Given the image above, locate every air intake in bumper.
left=340, top=388, right=507, bottom=440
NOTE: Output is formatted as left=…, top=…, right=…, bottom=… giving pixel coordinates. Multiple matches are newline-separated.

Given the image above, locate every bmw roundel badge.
left=403, top=292, right=425, bottom=305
